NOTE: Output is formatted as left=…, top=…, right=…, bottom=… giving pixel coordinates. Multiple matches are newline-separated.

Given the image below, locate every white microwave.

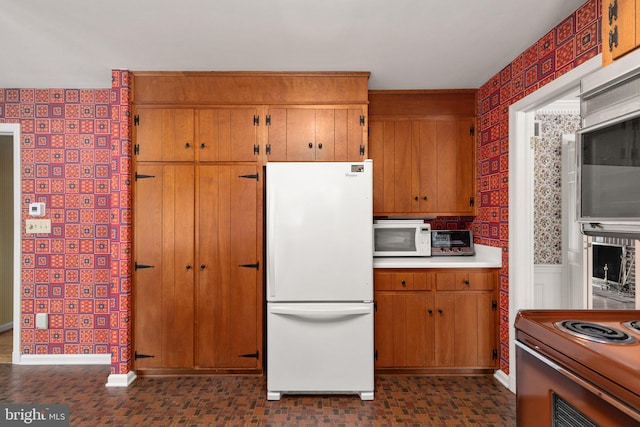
left=373, top=220, right=431, bottom=257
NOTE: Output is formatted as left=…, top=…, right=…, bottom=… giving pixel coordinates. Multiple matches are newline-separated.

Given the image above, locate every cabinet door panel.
left=134, top=164, right=195, bottom=369
left=315, top=109, right=335, bottom=161
left=611, top=0, right=637, bottom=59
left=393, top=121, right=413, bottom=212
left=335, top=108, right=366, bottom=161
left=382, top=121, right=397, bottom=212
left=369, top=120, right=386, bottom=213
left=374, top=293, right=395, bottom=367
left=436, top=120, right=457, bottom=213
left=197, top=108, right=258, bottom=162
left=456, top=119, right=475, bottom=214
left=197, top=165, right=259, bottom=369
left=434, top=293, right=455, bottom=366
left=406, top=294, right=433, bottom=366
left=266, top=108, right=287, bottom=161
left=413, top=120, right=438, bottom=212
left=453, top=293, right=478, bottom=366
left=286, top=109, right=316, bottom=161
left=477, top=292, right=497, bottom=367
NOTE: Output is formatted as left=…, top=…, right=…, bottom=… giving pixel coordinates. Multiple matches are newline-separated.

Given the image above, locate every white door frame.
left=0, top=123, right=21, bottom=363
left=507, top=55, right=601, bottom=392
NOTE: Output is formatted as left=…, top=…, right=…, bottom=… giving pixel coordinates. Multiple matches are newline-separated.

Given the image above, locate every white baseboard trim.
left=0, top=322, right=12, bottom=333
left=16, top=353, right=111, bottom=365
left=493, top=369, right=513, bottom=393
left=106, top=371, right=137, bottom=387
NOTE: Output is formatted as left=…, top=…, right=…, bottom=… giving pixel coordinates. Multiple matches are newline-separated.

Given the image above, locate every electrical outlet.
left=25, top=219, right=51, bottom=234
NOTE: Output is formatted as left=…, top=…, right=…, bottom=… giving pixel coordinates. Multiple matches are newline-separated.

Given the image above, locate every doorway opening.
left=508, top=55, right=601, bottom=393
left=0, top=123, right=21, bottom=364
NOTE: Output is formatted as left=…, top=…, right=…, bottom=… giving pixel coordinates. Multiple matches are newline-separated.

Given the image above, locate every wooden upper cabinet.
left=135, top=108, right=195, bottom=162
left=196, top=108, right=258, bottom=162
left=265, top=107, right=367, bottom=161
left=370, top=116, right=476, bottom=216
left=134, top=107, right=259, bottom=162
left=602, top=0, right=639, bottom=66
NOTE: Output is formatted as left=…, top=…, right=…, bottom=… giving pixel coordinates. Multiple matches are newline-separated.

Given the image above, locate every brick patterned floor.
left=0, top=365, right=516, bottom=426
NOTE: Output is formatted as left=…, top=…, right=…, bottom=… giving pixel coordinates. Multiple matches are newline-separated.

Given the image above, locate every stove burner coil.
left=623, top=320, right=640, bottom=333
left=555, top=320, right=637, bottom=344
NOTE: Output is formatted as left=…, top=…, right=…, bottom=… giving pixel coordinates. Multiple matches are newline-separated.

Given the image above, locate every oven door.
left=516, top=341, right=640, bottom=426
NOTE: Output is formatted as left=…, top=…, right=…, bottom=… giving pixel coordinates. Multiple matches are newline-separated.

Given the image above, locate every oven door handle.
left=516, top=341, right=640, bottom=423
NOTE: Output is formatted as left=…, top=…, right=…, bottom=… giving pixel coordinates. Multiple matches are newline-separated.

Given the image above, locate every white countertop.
left=373, top=244, right=502, bottom=269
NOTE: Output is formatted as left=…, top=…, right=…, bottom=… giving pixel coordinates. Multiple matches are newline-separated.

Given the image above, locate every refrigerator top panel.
left=266, top=161, right=373, bottom=302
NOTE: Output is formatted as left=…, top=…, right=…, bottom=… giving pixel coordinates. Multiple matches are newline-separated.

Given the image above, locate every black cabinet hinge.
left=492, top=299, right=497, bottom=310
left=135, top=173, right=155, bottom=181
left=470, top=125, right=475, bottom=136
left=492, top=349, right=498, bottom=360
left=239, top=262, right=259, bottom=270
left=134, top=144, right=140, bottom=155
left=135, top=351, right=154, bottom=360
left=470, top=197, right=475, bottom=207
left=266, top=144, right=272, bottom=155
left=360, top=145, right=365, bottom=156
left=253, top=145, right=260, bottom=155
left=253, top=115, right=259, bottom=126
left=239, top=351, right=259, bottom=359
left=134, top=115, right=140, bottom=126
left=135, top=262, right=155, bottom=271
left=238, top=173, right=259, bottom=181
left=266, top=115, right=271, bottom=126
left=360, top=115, right=365, bottom=126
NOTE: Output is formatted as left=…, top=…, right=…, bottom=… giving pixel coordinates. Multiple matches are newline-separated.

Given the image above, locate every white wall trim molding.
left=0, top=322, right=13, bottom=333
left=16, top=353, right=111, bottom=365
left=0, top=123, right=21, bottom=366
left=508, top=54, right=602, bottom=394
left=533, top=264, right=565, bottom=308
left=493, top=369, right=511, bottom=392
left=106, top=371, right=137, bottom=387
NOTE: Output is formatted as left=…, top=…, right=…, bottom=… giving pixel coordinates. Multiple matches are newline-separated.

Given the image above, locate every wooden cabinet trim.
left=132, top=71, right=370, bottom=105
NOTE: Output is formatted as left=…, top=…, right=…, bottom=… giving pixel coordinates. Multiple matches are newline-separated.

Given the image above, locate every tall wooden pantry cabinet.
left=131, top=72, right=370, bottom=375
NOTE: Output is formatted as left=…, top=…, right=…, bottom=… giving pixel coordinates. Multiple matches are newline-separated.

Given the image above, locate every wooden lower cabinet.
left=134, top=163, right=262, bottom=373
left=374, top=268, right=498, bottom=372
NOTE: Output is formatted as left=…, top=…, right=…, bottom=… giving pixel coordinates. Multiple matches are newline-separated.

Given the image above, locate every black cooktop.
left=555, top=320, right=637, bottom=344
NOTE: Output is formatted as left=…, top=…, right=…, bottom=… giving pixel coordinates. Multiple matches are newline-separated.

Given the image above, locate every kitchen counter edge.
left=373, top=244, right=502, bottom=269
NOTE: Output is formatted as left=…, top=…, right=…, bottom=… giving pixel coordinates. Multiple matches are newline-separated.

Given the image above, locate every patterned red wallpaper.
left=0, top=71, right=132, bottom=375
left=475, top=0, right=601, bottom=373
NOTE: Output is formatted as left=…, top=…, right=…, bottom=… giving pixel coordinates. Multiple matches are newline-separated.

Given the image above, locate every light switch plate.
left=36, top=313, right=48, bottom=329
left=25, top=219, right=51, bottom=234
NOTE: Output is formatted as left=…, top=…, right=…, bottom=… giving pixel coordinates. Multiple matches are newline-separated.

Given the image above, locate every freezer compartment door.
left=266, top=161, right=373, bottom=302
left=267, top=302, right=374, bottom=400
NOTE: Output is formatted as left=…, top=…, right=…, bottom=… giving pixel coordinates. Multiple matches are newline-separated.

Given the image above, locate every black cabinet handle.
left=186, top=265, right=192, bottom=270
left=401, top=280, right=406, bottom=286
left=200, top=264, right=206, bottom=270
left=308, top=142, right=313, bottom=149
left=318, top=143, right=323, bottom=149
left=428, top=309, right=433, bottom=315
left=422, top=196, right=428, bottom=201
left=200, top=143, right=206, bottom=149
left=185, top=142, right=191, bottom=148
left=464, top=279, right=470, bottom=285
left=414, top=196, right=419, bottom=201
left=438, top=309, right=443, bottom=314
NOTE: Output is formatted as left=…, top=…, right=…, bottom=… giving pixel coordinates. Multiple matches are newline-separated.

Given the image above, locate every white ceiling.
left=2, top=0, right=587, bottom=90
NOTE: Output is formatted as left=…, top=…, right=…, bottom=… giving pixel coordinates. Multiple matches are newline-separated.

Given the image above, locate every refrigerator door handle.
left=267, top=185, right=277, bottom=298
left=270, top=306, right=371, bottom=318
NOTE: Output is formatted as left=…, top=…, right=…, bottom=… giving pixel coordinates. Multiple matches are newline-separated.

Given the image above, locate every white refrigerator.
left=266, top=160, right=374, bottom=401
